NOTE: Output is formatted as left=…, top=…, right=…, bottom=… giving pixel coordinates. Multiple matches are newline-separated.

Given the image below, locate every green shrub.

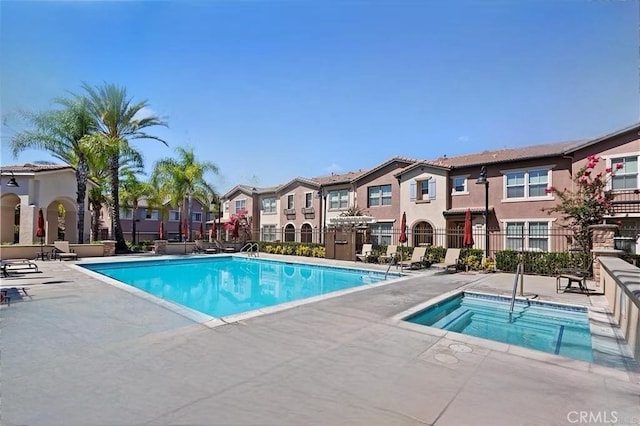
left=495, top=250, right=590, bottom=276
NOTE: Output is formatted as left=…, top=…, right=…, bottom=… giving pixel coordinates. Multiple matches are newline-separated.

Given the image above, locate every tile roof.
left=1, top=163, right=74, bottom=173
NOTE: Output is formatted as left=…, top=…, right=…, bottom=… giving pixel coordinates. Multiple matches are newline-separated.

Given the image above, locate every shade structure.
left=398, top=212, right=408, bottom=244
left=159, top=221, right=165, bottom=239
left=463, top=208, right=474, bottom=247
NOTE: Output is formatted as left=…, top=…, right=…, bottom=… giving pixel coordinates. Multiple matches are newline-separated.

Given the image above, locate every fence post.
left=589, top=224, right=624, bottom=286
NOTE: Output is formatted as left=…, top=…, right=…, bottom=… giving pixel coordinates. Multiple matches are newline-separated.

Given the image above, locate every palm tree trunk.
left=109, top=154, right=127, bottom=252
left=90, top=200, right=102, bottom=241
left=75, top=156, right=88, bottom=244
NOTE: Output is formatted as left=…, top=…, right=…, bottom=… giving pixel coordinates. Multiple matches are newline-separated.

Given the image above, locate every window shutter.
left=428, top=180, right=436, bottom=199
left=409, top=182, right=416, bottom=201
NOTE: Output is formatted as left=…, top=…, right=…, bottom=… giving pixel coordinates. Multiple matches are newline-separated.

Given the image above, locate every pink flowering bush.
left=543, top=155, right=617, bottom=251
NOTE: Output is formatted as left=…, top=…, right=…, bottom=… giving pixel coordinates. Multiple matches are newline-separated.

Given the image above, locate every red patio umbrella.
left=231, top=219, right=240, bottom=240
left=463, top=208, right=474, bottom=247
left=182, top=215, right=188, bottom=241
left=159, top=221, right=165, bottom=240
left=36, top=208, right=45, bottom=259
left=398, top=212, right=407, bottom=244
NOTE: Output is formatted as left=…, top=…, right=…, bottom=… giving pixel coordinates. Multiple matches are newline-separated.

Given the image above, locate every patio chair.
left=431, top=248, right=462, bottom=272
left=399, top=246, right=427, bottom=269
left=556, top=259, right=593, bottom=294
left=52, top=241, right=78, bottom=261
left=356, top=244, right=373, bottom=262
left=1, top=259, right=39, bottom=277
left=379, top=245, right=398, bottom=264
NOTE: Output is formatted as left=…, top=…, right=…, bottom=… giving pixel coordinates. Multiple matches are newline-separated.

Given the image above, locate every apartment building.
left=220, top=123, right=640, bottom=252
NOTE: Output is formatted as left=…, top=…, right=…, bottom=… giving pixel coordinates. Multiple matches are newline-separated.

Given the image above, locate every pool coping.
left=71, top=254, right=415, bottom=328
left=389, top=281, right=640, bottom=384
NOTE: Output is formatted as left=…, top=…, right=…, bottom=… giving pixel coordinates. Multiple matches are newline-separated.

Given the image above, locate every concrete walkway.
left=2, top=255, right=639, bottom=426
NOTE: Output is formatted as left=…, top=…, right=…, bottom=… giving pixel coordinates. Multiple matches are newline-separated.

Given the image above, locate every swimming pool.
left=405, top=292, right=593, bottom=362
left=80, top=256, right=397, bottom=318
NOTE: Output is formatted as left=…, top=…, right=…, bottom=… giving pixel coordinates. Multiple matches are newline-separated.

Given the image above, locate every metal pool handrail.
left=240, top=242, right=259, bottom=257
left=509, top=263, right=523, bottom=314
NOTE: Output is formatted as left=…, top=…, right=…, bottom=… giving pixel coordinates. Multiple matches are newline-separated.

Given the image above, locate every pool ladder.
left=240, top=242, right=259, bottom=257
left=509, top=262, right=525, bottom=314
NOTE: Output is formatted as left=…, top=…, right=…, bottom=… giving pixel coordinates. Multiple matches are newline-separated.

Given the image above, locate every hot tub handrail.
left=509, top=263, right=523, bottom=314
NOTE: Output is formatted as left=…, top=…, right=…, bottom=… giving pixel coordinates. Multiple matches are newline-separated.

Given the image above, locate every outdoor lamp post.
left=476, top=166, right=490, bottom=259
left=2, top=171, right=19, bottom=187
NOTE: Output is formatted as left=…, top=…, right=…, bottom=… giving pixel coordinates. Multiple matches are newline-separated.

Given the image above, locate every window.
left=234, top=199, right=246, bottom=214
left=287, top=194, right=295, bottom=209
left=305, top=192, right=313, bottom=208
left=451, top=176, right=466, bottom=194
left=370, top=223, right=392, bottom=245
left=504, top=168, right=550, bottom=199
left=206, top=212, right=214, bottom=221
left=169, top=210, right=180, bottom=221
left=610, top=155, right=639, bottom=190
left=119, top=208, right=133, bottom=219
left=368, top=185, right=392, bottom=207
left=191, top=212, right=202, bottom=222
left=505, top=221, right=549, bottom=251
left=145, top=209, right=159, bottom=220
left=262, top=197, right=276, bottom=213
left=328, top=190, right=348, bottom=209
left=262, top=225, right=277, bottom=241
left=410, top=179, right=436, bottom=201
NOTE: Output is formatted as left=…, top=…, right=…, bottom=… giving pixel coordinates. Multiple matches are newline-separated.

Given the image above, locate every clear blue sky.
left=1, top=0, right=638, bottom=193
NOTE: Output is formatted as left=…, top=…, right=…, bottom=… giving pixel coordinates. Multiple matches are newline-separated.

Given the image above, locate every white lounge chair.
left=356, top=244, right=373, bottom=262
left=431, top=248, right=462, bottom=272
left=400, top=246, right=427, bottom=269
left=1, top=259, right=39, bottom=277
left=52, top=241, right=78, bottom=261
left=379, top=245, right=398, bottom=263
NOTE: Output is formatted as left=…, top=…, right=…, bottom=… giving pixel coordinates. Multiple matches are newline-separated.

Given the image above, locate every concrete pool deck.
left=2, top=254, right=639, bottom=425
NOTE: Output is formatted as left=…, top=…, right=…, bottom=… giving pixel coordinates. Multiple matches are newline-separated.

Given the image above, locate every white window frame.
left=119, top=208, right=133, bottom=220
left=145, top=209, right=159, bottom=220
left=369, top=223, right=393, bottom=245
left=501, top=166, right=554, bottom=202
left=168, top=210, right=180, bottom=222
left=502, top=219, right=553, bottom=252
left=262, top=197, right=276, bottom=214
left=262, top=225, right=277, bottom=241
left=304, top=192, right=313, bottom=208
left=410, top=177, right=436, bottom=202
left=328, top=189, right=349, bottom=210
left=234, top=199, right=246, bottom=214
left=451, top=175, right=468, bottom=195
left=287, top=194, right=295, bottom=210
left=368, top=184, right=392, bottom=207
left=191, top=212, right=202, bottom=222
left=604, top=153, right=640, bottom=191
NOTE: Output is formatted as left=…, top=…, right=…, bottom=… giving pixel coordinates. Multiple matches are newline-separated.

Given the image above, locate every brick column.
left=589, top=224, right=623, bottom=285
left=154, top=240, right=167, bottom=255
left=102, top=240, right=116, bottom=257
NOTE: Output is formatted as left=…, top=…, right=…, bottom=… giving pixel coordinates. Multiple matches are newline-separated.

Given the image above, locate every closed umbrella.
left=463, top=208, right=474, bottom=247
left=159, top=221, right=165, bottom=240
left=199, top=222, right=204, bottom=240
left=399, top=212, right=407, bottom=244
left=36, top=208, right=45, bottom=259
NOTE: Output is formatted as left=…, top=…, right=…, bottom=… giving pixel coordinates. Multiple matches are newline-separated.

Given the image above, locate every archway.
left=284, top=224, right=296, bottom=242
left=300, top=223, right=313, bottom=243
left=413, top=221, right=434, bottom=247
left=0, top=193, right=20, bottom=244
left=46, top=197, right=77, bottom=244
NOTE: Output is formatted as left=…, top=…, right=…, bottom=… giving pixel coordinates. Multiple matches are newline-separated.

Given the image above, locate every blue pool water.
left=405, top=292, right=593, bottom=362
left=80, top=256, right=395, bottom=318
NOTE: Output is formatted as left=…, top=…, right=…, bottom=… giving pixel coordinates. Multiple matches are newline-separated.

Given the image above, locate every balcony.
left=301, top=207, right=315, bottom=216
left=610, top=189, right=640, bottom=214
left=283, top=208, right=296, bottom=216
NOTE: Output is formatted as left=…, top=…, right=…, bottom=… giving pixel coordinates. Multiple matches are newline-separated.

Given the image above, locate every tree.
left=10, top=96, right=95, bottom=243
left=119, top=171, right=152, bottom=245
left=151, top=146, right=219, bottom=241
left=543, top=154, right=618, bottom=251
left=82, top=82, right=167, bottom=252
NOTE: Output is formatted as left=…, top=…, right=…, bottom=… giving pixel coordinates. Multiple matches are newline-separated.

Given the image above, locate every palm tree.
left=81, top=82, right=167, bottom=252
left=10, top=96, right=95, bottom=243
left=119, top=170, right=152, bottom=245
left=151, top=146, right=219, bottom=241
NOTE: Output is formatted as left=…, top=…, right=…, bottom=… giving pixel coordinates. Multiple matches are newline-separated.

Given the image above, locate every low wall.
left=0, top=243, right=106, bottom=260
left=164, top=242, right=196, bottom=255
left=599, top=256, right=640, bottom=364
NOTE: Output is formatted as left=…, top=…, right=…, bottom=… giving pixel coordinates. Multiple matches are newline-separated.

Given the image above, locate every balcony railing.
left=283, top=208, right=296, bottom=216
left=301, top=207, right=315, bottom=215
left=610, top=189, right=640, bottom=214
